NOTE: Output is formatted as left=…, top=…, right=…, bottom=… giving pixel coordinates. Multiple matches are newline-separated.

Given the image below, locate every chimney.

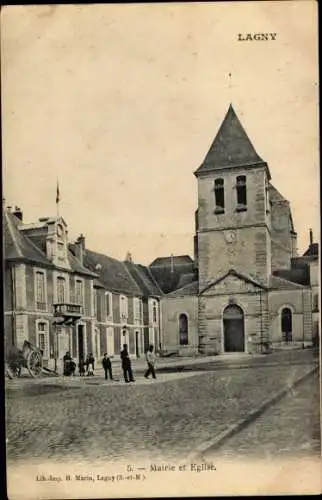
left=75, top=233, right=85, bottom=265
left=125, top=251, right=133, bottom=263
left=13, top=206, right=23, bottom=221
left=309, top=228, right=313, bottom=246
left=170, top=253, right=174, bottom=274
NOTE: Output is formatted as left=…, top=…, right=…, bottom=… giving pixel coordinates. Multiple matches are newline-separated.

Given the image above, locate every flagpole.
left=56, top=178, right=60, bottom=219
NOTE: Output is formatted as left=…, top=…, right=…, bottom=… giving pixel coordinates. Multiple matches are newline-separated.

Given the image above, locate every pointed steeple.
left=195, top=105, right=268, bottom=176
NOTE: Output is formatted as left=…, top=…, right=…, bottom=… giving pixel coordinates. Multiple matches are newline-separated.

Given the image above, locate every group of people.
left=63, top=352, right=95, bottom=377
left=104, top=343, right=157, bottom=383
left=63, top=344, right=157, bottom=382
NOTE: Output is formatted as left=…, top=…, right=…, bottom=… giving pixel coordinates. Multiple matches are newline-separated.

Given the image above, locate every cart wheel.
left=27, top=351, right=43, bottom=378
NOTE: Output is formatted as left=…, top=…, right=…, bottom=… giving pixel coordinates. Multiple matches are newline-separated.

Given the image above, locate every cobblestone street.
left=5, top=350, right=319, bottom=466
left=205, top=369, right=321, bottom=460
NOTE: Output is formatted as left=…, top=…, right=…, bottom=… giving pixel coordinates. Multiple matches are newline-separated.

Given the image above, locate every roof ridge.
left=120, top=261, right=143, bottom=296
left=269, top=274, right=304, bottom=288
left=166, top=279, right=199, bottom=296
left=86, top=247, right=125, bottom=266
left=144, top=265, right=164, bottom=295
left=68, top=249, right=98, bottom=278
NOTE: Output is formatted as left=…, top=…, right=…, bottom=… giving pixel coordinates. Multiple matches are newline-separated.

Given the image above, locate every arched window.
left=179, top=314, right=188, bottom=346
left=214, top=178, right=225, bottom=213
left=236, top=175, right=247, bottom=211
left=281, top=308, right=292, bottom=342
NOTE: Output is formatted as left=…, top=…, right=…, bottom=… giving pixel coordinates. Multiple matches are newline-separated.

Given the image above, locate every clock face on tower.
left=225, top=230, right=237, bottom=243
left=56, top=224, right=63, bottom=238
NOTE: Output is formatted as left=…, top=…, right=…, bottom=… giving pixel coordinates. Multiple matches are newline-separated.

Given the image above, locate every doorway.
left=223, top=305, right=245, bottom=352
left=281, top=308, right=292, bottom=342
left=144, top=328, right=150, bottom=353
left=78, top=325, right=84, bottom=363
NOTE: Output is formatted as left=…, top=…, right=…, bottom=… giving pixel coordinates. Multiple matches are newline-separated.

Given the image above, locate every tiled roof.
left=303, top=243, right=319, bottom=257
left=273, top=267, right=310, bottom=286
left=291, top=257, right=313, bottom=269
left=83, top=249, right=142, bottom=296
left=148, top=255, right=195, bottom=294
left=4, top=210, right=53, bottom=266
left=124, top=261, right=163, bottom=297
left=148, top=267, right=196, bottom=294
left=67, top=250, right=98, bottom=278
left=195, top=104, right=268, bottom=176
left=165, top=281, right=199, bottom=298
left=149, top=255, right=194, bottom=267
left=176, top=272, right=198, bottom=289
left=268, top=183, right=288, bottom=203
left=269, top=274, right=305, bottom=290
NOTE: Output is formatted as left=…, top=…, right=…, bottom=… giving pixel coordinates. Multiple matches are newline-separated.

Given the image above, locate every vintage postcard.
left=2, top=1, right=320, bottom=498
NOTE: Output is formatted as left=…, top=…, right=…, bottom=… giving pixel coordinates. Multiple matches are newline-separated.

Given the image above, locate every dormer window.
left=57, top=242, right=65, bottom=261
left=214, top=178, right=225, bottom=214
left=236, top=175, right=247, bottom=211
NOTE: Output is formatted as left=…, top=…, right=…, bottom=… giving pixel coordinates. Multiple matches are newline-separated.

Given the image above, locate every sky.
left=1, top=2, right=319, bottom=265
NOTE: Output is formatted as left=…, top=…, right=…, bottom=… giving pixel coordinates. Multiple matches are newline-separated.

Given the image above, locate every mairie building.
left=3, top=104, right=319, bottom=369
left=3, top=209, right=162, bottom=372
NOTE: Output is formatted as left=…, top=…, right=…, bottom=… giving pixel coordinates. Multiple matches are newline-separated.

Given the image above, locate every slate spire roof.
left=195, top=104, right=269, bottom=176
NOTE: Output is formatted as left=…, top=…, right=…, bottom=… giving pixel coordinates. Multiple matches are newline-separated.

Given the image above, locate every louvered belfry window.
left=214, top=178, right=225, bottom=213
left=236, top=175, right=247, bottom=209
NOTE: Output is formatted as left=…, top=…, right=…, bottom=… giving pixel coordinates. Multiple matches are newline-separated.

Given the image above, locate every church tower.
left=195, top=105, right=272, bottom=290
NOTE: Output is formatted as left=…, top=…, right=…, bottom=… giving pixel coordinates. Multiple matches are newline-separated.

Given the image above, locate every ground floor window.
left=106, top=326, right=114, bottom=356
left=36, top=320, right=49, bottom=359
left=281, top=307, right=293, bottom=342
left=179, top=314, right=188, bottom=345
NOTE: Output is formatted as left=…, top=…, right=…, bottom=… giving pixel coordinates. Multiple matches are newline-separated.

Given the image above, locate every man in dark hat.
left=120, top=344, right=135, bottom=383
left=102, top=352, right=113, bottom=380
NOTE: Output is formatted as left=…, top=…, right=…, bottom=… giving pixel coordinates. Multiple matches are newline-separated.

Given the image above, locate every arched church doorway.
left=223, top=305, right=245, bottom=352
left=281, top=307, right=292, bottom=342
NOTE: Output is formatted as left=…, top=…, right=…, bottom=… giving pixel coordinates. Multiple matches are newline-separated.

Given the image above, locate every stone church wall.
left=161, top=296, right=198, bottom=355
left=199, top=292, right=268, bottom=355
left=268, top=289, right=311, bottom=347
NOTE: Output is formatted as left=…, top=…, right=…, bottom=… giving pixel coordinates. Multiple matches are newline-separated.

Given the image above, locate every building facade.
left=4, top=207, right=162, bottom=373
left=4, top=105, right=319, bottom=363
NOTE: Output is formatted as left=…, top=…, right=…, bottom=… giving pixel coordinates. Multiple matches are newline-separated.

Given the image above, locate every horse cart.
left=6, top=340, right=43, bottom=379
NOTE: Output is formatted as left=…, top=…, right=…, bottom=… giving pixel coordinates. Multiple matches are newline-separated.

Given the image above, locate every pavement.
left=204, top=369, right=321, bottom=460
left=14, top=346, right=318, bottom=382
left=5, top=349, right=320, bottom=465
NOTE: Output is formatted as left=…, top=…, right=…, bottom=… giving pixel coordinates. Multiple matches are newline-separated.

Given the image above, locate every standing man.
left=120, top=344, right=135, bottom=383
left=102, top=352, right=113, bottom=380
left=144, top=345, right=157, bottom=379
